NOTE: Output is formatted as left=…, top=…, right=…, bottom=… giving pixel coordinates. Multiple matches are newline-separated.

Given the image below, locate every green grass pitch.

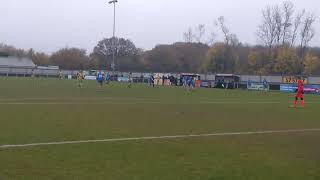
left=0, top=77, right=320, bottom=180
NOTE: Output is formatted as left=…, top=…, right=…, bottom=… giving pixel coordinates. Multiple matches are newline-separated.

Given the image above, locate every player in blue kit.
left=96, top=71, right=104, bottom=90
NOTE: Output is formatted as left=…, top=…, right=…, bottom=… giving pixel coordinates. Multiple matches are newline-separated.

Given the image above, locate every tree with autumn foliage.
left=50, top=48, right=90, bottom=70
left=304, top=53, right=320, bottom=75
left=273, top=47, right=300, bottom=74
left=202, top=43, right=239, bottom=73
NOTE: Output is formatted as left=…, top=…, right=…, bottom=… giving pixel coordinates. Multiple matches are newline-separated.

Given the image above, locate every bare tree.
left=194, top=24, right=206, bottom=43
left=299, top=13, right=316, bottom=59
left=271, top=2, right=295, bottom=46
left=257, top=6, right=278, bottom=49
left=184, top=24, right=217, bottom=46
left=291, top=10, right=305, bottom=46
left=206, top=32, right=216, bottom=46
left=183, top=27, right=194, bottom=43
left=281, top=1, right=294, bottom=45
left=215, top=16, right=240, bottom=47
left=229, top=34, right=240, bottom=47
left=216, top=16, right=231, bottom=45
left=273, top=5, right=283, bottom=46
left=258, top=1, right=312, bottom=49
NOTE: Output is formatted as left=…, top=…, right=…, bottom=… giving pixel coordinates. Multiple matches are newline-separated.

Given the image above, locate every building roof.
left=0, top=56, right=36, bottom=68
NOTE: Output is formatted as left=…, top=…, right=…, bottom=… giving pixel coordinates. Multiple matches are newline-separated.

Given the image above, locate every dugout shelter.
left=215, top=74, right=240, bottom=89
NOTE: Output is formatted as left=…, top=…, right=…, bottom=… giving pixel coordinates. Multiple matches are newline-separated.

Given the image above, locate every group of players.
left=76, top=71, right=196, bottom=90
left=148, top=74, right=196, bottom=90
left=76, top=71, right=133, bottom=90
left=182, top=76, right=196, bottom=90
left=76, top=70, right=306, bottom=108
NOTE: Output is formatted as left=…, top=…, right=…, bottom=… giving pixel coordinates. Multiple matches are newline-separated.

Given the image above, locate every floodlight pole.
left=109, top=0, right=118, bottom=74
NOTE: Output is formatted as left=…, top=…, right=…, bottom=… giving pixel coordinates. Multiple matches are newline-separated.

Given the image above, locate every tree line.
left=1, top=1, right=320, bottom=75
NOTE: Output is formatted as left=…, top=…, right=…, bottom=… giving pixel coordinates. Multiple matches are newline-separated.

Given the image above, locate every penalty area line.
left=1, top=128, right=320, bottom=149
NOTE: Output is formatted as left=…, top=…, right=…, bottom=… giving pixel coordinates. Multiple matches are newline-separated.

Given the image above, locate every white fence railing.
left=1, top=67, right=320, bottom=84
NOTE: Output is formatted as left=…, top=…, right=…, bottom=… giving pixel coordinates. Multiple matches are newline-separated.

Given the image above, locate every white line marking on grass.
left=201, top=101, right=282, bottom=104
left=0, top=101, right=293, bottom=105
left=1, top=129, right=320, bottom=149
left=0, top=102, right=163, bottom=105
left=0, top=97, right=158, bottom=102
left=0, top=101, right=319, bottom=105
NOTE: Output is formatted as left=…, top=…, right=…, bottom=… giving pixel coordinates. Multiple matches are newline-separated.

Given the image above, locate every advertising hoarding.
left=247, top=82, right=269, bottom=91
left=282, top=76, right=308, bottom=84
left=280, top=84, right=320, bottom=94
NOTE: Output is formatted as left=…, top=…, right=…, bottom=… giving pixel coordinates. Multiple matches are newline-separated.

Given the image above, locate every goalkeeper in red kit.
left=293, top=79, right=305, bottom=108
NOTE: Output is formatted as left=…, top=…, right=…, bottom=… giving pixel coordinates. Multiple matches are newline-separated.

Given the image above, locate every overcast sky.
left=0, top=0, right=319, bottom=53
